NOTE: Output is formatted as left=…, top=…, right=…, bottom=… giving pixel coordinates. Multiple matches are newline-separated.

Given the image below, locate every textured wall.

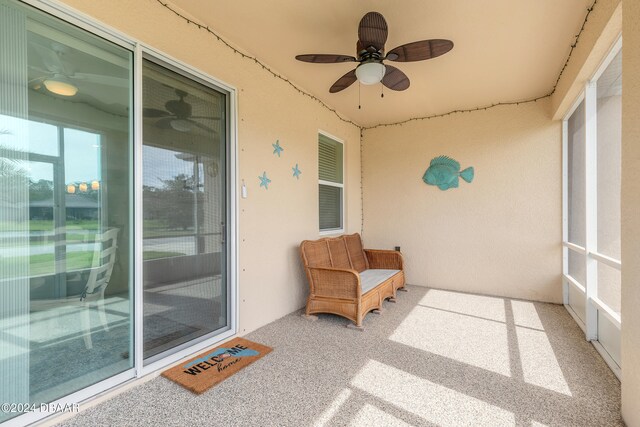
left=361, top=99, right=562, bottom=303
left=55, top=0, right=362, bottom=334
left=621, top=0, right=640, bottom=424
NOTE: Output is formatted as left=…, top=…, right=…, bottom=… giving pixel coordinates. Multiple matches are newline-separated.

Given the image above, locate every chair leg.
left=97, top=299, right=109, bottom=331
left=347, top=313, right=365, bottom=331
left=80, top=305, right=93, bottom=350
left=398, top=287, right=409, bottom=292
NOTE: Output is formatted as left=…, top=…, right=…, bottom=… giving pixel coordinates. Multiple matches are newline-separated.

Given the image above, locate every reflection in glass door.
left=0, top=0, right=133, bottom=421
left=142, top=59, right=228, bottom=362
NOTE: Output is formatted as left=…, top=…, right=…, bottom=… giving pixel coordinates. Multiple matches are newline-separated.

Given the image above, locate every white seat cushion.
left=359, top=269, right=400, bottom=294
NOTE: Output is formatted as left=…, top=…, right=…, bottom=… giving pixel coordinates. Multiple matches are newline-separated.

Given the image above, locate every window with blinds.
left=318, top=133, right=344, bottom=232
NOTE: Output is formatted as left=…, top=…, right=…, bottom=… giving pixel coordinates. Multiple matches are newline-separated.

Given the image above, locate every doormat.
left=162, top=337, right=272, bottom=394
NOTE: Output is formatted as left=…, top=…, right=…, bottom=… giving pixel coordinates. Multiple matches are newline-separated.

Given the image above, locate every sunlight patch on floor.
left=511, top=300, right=544, bottom=330
left=312, top=388, right=352, bottom=427
left=350, top=404, right=411, bottom=427
left=516, top=326, right=572, bottom=396
left=390, top=305, right=511, bottom=376
left=0, top=316, right=29, bottom=358
left=25, top=297, right=128, bottom=343
left=419, top=289, right=506, bottom=322
left=351, top=360, right=515, bottom=426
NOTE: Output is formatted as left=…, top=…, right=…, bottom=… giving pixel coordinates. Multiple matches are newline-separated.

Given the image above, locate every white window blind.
left=318, top=134, right=343, bottom=231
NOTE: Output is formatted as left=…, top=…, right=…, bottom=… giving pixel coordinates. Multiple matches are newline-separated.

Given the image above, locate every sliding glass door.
left=0, top=0, right=133, bottom=422
left=1, top=0, right=233, bottom=424
left=141, top=59, right=228, bottom=362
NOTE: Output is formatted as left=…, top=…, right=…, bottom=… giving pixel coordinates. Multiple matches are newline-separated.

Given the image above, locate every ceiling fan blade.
left=190, top=116, right=222, bottom=120
left=32, top=42, right=76, bottom=75
left=72, top=72, right=128, bottom=88
left=188, top=119, right=215, bottom=133
left=144, top=108, right=171, bottom=118
left=28, top=65, right=51, bottom=75
left=329, top=69, right=357, bottom=93
left=386, top=39, right=454, bottom=62
left=31, top=43, right=64, bottom=73
left=358, top=12, right=388, bottom=52
left=295, top=54, right=356, bottom=63
left=155, top=117, right=217, bottom=133
left=382, top=65, right=410, bottom=91
left=155, top=117, right=174, bottom=129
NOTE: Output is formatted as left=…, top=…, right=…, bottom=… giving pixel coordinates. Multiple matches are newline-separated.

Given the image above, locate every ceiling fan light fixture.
left=170, top=119, right=193, bottom=132
left=355, top=61, right=386, bottom=85
left=43, top=76, right=78, bottom=96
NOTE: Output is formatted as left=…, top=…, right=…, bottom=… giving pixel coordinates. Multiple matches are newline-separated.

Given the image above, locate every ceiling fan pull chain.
left=381, top=83, right=384, bottom=98
left=358, top=81, right=362, bottom=109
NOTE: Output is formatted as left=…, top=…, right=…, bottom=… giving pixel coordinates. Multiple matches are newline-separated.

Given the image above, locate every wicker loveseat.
left=300, top=233, right=405, bottom=329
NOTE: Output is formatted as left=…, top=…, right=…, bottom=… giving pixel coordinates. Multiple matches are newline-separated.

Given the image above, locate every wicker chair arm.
left=364, top=249, right=404, bottom=270
left=307, top=266, right=361, bottom=299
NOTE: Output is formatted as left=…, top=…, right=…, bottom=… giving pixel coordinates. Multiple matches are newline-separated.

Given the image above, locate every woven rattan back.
left=344, top=233, right=368, bottom=272
left=300, top=240, right=332, bottom=268
left=328, top=238, right=351, bottom=269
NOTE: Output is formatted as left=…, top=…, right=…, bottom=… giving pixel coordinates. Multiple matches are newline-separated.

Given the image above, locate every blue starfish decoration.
left=272, top=140, right=284, bottom=157
left=258, top=172, right=271, bottom=190
left=292, top=164, right=302, bottom=180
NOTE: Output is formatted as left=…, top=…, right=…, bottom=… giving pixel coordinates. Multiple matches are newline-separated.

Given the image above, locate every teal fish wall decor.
left=423, top=156, right=474, bottom=191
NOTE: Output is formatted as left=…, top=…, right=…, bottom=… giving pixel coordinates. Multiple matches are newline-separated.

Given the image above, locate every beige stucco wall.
left=54, top=0, right=362, bottom=334
left=361, top=99, right=562, bottom=303
left=621, top=0, right=640, bottom=424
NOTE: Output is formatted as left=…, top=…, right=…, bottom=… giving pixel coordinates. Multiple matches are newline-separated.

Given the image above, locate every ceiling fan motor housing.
left=356, top=40, right=384, bottom=58
left=166, top=97, right=192, bottom=119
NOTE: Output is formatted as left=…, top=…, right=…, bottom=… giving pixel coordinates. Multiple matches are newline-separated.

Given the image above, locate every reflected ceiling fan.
left=295, top=11, right=453, bottom=93
left=143, top=89, right=218, bottom=133
left=29, top=42, right=127, bottom=96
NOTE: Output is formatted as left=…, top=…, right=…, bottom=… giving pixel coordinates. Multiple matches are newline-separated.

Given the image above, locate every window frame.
left=561, top=35, right=622, bottom=379
left=318, top=129, right=345, bottom=235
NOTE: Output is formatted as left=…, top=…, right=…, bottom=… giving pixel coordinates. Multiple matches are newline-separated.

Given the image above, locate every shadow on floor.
left=57, top=286, right=623, bottom=427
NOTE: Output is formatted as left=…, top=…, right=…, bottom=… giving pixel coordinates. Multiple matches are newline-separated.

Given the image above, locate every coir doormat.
left=162, top=337, right=272, bottom=394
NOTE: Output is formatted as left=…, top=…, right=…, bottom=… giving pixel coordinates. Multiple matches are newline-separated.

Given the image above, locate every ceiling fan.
left=143, top=89, right=218, bottom=133
left=295, top=11, right=453, bottom=93
left=29, top=42, right=128, bottom=96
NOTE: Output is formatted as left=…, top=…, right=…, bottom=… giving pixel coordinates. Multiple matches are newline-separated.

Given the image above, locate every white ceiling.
left=171, top=0, right=594, bottom=127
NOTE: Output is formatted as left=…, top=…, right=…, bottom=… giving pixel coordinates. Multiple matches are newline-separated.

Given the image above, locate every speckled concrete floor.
left=57, top=286, right=623, bottom=427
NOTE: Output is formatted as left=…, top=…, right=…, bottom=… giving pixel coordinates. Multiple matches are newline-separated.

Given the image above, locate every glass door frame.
left=561, top=35, right=622, bottom=380
left=9, top=1, right=238, bottom=426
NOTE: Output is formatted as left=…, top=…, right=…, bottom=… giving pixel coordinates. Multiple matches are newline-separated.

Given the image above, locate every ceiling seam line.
left=155, top=0, right=596, bottom=132
left=362, top=0, right=598, bottom=131
left=362, top=93, right=552, bottom=130
left=154, top=0, right=363, bottom=131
